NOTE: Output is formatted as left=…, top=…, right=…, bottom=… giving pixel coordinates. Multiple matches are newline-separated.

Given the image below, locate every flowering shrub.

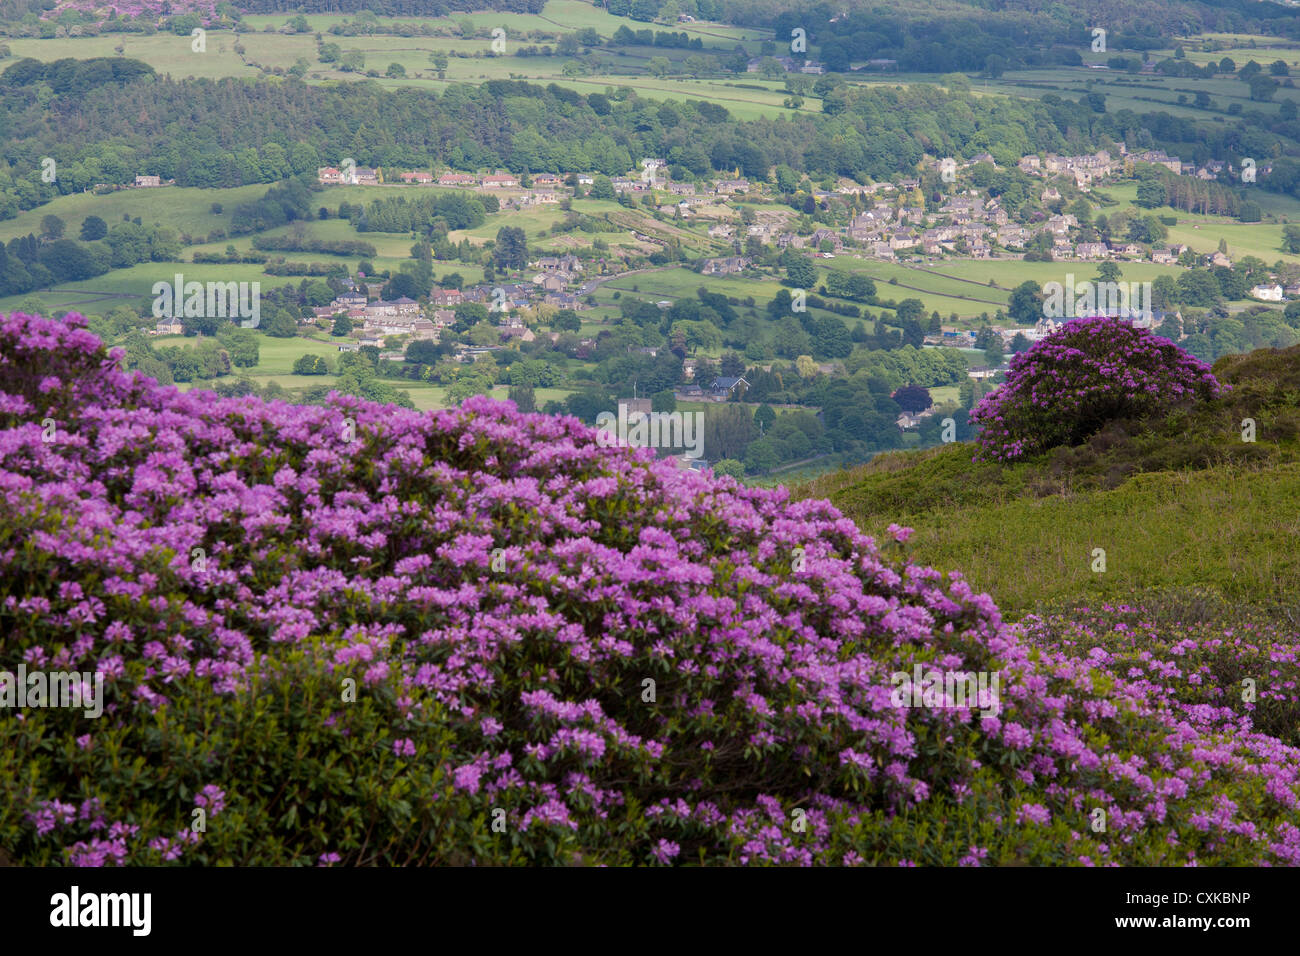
left=2, top=312, right=1298, bottom=866
left=969, top=317, right=1226, bottom=462
left=1021, top=601, right=1300, bottom=751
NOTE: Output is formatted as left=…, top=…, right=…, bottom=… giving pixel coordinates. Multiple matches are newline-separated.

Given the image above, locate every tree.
left=405, top=340, right=441, bottom=365
left=40, top=215, right=65, bottom=240
left=1247, top=75, right=1277, bottom=102
left=39, top=239, right=105, bottom=282
left=743, top=437, right=780, bottom=475
left=1007, top=281, right=1043, bottom=324
left=566, top=388, right=616, bottom=424
left=1096, top=261, right=1122, bottom=284
left=453, top=303, right=490, bottom=331
left=1135, top=180, right=1166, bottom=209
left=1282, top=226, right=1300, bottom=256
left=331, top=315, right=352, bottom=337
left=79, top=216, right=108, bottom=241
left=386, top=63, right=406, bottom=78
left=292, top=354, right=329, bottom=375
left=647, top=388, right=674, bottom=413
left=447, top=367, right=496, bottom=405
left=984, top=339, right=1005, bottom=368
left=265, top=309, right=298, bottom=338
left=703, top=404, right=757, bottom=460
left=493, top=227, right=528, bottom=271
left=895, top=299, right=925, bottom=325
left=892, top=385, right=932, bottom=413
left=551, top=309, right=581, bottom=332
left=773, top=316, right=811, bottom=358
left=648, top=56, right=671, bottom=78
left=382, top=272, right=421, bottom=301
left=784, top=254, right=817, bottom=289
left=217, top=326, right=260, bottom=368
left=1176, top=269, right=1223, bottom=307
left=507, top=384, right=536, bottom=413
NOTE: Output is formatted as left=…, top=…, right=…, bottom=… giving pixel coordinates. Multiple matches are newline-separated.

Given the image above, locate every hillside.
left=799, top=343, right=1300, bottom=615
left=3, top=310, right=1300, bottom=866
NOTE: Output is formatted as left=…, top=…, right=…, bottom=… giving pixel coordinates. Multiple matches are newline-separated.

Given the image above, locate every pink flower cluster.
left=2, top=312, right=1297, bottom=866
left=969, top=317, right=1225, bottom=461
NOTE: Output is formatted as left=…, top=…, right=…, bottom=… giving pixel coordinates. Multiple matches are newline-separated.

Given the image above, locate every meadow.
left=849, top=460, right=1300, bottom=616
left=0, top=184, right=268, bottom=245
left=0, top=262, right=296, bottom=315
left=971, top=60, right=1300, bottom=123
left=0, top=3, right=817, bottom=120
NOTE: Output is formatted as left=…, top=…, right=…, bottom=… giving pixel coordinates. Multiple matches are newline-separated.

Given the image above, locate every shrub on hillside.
left=969, top=317, right=1225, bottom=462
left=292, top=353, right=329, bottom=375
left=2, top=312, right=1299, bottom=866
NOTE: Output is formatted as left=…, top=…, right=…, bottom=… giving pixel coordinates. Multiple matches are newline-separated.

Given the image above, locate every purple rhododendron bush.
left=2, top=312, right=1299, bottom=866
left=969, top=316, right=1226, bottom=462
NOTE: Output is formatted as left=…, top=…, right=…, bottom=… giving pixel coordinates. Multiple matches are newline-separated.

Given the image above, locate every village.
left=154, top=141, right=1298, bottom=454
left=312, top=144, right=1285, bottom=274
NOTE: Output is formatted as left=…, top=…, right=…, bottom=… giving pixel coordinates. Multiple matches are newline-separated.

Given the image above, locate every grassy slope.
left=796, top=343, right=1300, bottom=617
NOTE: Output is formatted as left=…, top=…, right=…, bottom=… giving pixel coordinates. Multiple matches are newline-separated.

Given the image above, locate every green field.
left=594, top=265, right=779, bottom=302
left=0, top=185, right=268, bottom=245
left=237, top=1, right=769, bottom=43
left=1088, top=183, right=1300, bottom=266
left=163, top=326, right=578, bottom=413
left=0, top=262, right=297, bottom=315
left=840, top=459, right=1300, bottom=616
left=0, top=1, right=812, bottom=120
left=968, top=62, right=1300, bottom=123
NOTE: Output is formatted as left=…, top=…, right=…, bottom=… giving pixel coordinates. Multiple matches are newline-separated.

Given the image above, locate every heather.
left=969, top=317, right=1227, bottom=463
left=3, top=312, right=1300, bottom=866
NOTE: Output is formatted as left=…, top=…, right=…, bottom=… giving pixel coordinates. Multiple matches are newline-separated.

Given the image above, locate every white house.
left=1250, top=283, right=1284, bottom=302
